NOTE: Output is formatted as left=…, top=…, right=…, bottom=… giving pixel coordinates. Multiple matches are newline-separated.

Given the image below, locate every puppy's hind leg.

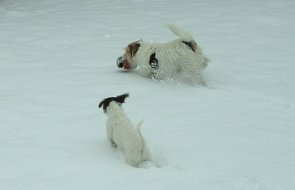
left=111, top=140, right=118, bottom=148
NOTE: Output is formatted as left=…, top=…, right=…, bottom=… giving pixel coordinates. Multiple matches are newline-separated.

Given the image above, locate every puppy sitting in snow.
left=98, top=93, right=150, bottom=167
left=117, top=24, right=209, bottom=85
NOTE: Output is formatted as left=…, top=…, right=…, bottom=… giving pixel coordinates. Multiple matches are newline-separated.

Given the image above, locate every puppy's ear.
left=98, top=101, right=103, bottom=109
left=98, top=98, right=108, bottom=113
left=115, top=93, right=129, bottom=104
left=98, top=93, right=129, bottom=113
left=128, top=42, right=141, bottom=57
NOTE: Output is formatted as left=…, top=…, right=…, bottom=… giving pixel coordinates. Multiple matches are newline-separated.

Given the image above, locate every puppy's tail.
left=136, top=120, right=151, bottom=161
left=136, top=120, right=145, bottom=143
left=167, top=24, right=194, bottom=42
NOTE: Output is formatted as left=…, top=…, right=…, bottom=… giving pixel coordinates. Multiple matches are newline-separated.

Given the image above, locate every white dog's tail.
left=167, top=24, right=194, bottom=42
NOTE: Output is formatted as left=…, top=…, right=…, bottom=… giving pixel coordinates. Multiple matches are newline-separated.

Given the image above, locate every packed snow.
left=1, top=0, right=294, bottom=189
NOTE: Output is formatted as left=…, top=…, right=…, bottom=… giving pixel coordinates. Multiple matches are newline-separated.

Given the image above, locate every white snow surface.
left=1, top=0, right=295, bottom=189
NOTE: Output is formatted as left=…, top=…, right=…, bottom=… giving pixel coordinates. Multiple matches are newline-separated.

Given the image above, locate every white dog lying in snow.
left=98, top=93, right=150, bottom=167
left=117, top=24, right=209, bottom=85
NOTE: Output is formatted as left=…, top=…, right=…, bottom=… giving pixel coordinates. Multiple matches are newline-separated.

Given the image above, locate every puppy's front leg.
left=106, top=122, right=118, bottom=148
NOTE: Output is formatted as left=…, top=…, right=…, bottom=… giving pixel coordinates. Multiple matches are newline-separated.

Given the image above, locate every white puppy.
left=117, top=25, right=208, bottom=85
left=98, top=93, right=150, bottom=167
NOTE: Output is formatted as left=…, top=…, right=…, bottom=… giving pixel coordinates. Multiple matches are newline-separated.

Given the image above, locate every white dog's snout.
left=117, top=56, right=124, bottom=68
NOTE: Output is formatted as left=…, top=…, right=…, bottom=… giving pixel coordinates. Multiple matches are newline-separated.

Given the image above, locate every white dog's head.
left=99, top=93, right=129, bottom=113
left=116, top=40, right=142, bottom=71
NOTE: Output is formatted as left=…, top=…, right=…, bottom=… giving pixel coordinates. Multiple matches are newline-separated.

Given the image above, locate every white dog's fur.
left=99, top=94, right=150, bottom=167
left=117, top=25, right=209, bottom=85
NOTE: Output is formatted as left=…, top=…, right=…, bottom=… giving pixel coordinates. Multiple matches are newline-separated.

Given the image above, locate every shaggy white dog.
left=117, top=25, right=208, bottom=85
left=98, top=93, right=150, bottom=167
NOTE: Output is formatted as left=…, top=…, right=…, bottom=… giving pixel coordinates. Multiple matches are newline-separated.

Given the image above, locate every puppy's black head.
left=98, top=93, right=129, bottom=113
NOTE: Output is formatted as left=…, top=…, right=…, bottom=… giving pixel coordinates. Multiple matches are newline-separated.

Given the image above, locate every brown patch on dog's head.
left=123, top=40, right=141, bottom=70
left=117, top=41, right=142, bottom=70
left=126, top=41, right=141, bottom=57
left=98, top=93, right=129, bottom=113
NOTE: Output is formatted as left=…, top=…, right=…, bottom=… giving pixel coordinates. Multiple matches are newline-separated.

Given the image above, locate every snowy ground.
left=1, top=0, right=295, bottom=189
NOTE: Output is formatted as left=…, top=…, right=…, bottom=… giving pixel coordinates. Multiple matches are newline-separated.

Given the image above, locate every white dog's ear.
left=127, top=42, right=141, bottom=57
